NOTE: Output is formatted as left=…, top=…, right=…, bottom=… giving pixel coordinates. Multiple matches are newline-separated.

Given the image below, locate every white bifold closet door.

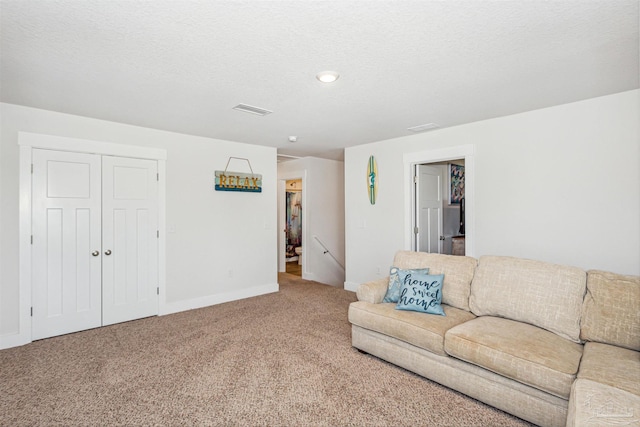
left=32, top=150, right=102, bottom=340
left=102, top=155, right=159, bottom=326
left=31, top=149, right=159, bottom=340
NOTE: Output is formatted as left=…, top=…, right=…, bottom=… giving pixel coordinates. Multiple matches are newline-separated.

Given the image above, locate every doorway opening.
left=404, top=144, right=474, bottom=257
left=413, top=160, right=465, bottom=255
left=277, top=171, right=306, bottom=277
left=284, top=179, right=303, bottom=276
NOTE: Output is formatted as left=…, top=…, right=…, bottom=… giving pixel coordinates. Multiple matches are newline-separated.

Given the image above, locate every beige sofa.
left=348, top=251, right=639, bottom=427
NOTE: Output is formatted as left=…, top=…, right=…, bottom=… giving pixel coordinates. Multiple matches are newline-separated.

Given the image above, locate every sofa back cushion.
left=580, top=270, right=640, bottom=351
left=469, top=256, right=586, bottom=343
left=392, top=251, right=477, bottom=311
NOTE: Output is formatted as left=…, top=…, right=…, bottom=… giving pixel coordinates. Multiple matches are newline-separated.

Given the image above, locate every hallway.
left=285, top=261, right=302, bottom=276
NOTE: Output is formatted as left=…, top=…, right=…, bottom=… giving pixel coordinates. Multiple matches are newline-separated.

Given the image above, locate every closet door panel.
left=32, top=149, right=102, bottom=340
left=102, top=156, right=159, bottom=326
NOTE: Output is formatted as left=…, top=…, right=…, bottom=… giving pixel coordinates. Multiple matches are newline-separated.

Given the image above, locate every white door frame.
left=404, top=145, right=475, bottom=257
left=16, top=132, right=167, bottom=348
left=277, top=171, right=307, bottom=275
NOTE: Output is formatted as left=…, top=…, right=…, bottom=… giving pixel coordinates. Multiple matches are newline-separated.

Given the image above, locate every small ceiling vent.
left=277, top=154, right=300, bottom=163
left=232, top=103, right=273, bottom=116
left=407, top=123, right=439, bottom=132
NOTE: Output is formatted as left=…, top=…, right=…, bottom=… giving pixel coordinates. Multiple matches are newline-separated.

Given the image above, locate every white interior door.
left=31, top=149, right=102, bottom=340
left=102, top=156, right=159, bottom=326
left=416, top=164, right=443, bottom=253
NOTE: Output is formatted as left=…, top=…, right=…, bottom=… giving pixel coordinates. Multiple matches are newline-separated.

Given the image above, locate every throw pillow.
left=383, top=266, right=429, bottom=303
left=395, top=272, right=446, bottom=316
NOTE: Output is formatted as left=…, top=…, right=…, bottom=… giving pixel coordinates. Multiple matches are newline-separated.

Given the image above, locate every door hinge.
left=414, top=175, right=418, bottom=184
left=157, top=173, right=159, bottom=181
left=414, top=227, right=419, bottom=234
left=30, top=235, right=33, bottom=244
left=157, top=287, right=159, bottom=295
left=30, top=307, right=33, bottom=317
left=31, top=164, right=34, bottom=174
left=157, top=230, right=159, bottom=238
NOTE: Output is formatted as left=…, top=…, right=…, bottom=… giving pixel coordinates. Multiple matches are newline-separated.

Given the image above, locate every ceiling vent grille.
left=407, top=123, right=439, bottom=132
left=277, top=154, right=300, bottom=163
left=232, top=103, right=273, bottom=116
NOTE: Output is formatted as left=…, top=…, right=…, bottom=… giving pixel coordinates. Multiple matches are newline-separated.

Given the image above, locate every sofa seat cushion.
left=348, top=301, right=475, bottom=356
left=444, top=316, right=583, bottom=399
left=577, top=342, right=640, bottom=397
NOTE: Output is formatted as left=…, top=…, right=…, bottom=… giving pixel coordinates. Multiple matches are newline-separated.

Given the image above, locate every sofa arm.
left=356, top=277, right=389, bottom=304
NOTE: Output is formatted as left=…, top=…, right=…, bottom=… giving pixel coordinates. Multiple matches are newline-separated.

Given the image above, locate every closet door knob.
left=105, top=250, right=112, bottom=256
left=92, top=251, right=100, bottom=256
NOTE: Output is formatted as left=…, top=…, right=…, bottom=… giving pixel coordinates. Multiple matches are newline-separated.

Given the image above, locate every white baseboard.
left=344, top=281, right=360, bottom=292
left=160, top=283, right=279, bottom=316
left=301, top=271, right=316, bottom=281
left=0, top=284, right=279, bottom=350
left=0, top=330, right=31, bottom=350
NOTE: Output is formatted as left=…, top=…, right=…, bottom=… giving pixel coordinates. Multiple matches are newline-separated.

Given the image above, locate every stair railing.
left=313, top=235, right=345, bottom=271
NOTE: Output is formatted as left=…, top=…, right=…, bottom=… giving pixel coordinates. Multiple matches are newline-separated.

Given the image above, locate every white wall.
left=344, top=90, right=640, bottom=290
left=0, top=103, right=278, bottom=346
left=278, top=157, right=345, bottom=286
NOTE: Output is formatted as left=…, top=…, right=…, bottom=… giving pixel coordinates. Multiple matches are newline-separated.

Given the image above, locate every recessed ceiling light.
left=316, top=71, right=340, bottom=83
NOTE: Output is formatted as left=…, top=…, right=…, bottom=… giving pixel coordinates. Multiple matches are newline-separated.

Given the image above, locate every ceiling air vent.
left=232, top=103, right=273, bottom=116
left=277, top=154, right=300, bottom=163
left=407, top=123, right=439, bottom=132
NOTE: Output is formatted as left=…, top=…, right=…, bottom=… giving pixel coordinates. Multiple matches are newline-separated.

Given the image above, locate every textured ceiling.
left=1, top=1, right=638, bottom=160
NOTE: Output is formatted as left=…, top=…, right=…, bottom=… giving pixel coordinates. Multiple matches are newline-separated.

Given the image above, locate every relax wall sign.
left=215, top=157, right=262, bottom=193
left=215, top=171, right=262, bottom=193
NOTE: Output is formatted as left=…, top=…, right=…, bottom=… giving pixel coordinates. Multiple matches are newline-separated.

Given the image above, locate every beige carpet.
left=1, top=273, right=533, bottom=426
